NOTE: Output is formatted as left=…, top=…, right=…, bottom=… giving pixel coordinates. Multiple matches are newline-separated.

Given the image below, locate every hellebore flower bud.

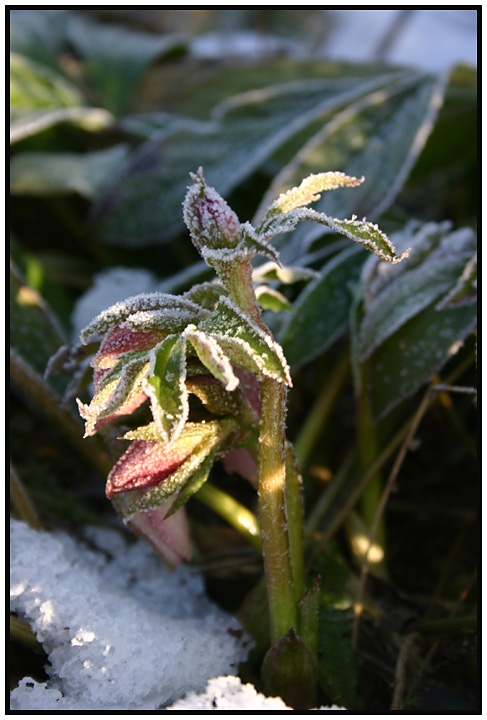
left=183, top=167, right=241, bottom=254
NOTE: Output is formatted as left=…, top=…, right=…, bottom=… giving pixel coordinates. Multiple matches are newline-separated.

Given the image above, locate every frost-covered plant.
left=68, top=167, right=409, bottom=703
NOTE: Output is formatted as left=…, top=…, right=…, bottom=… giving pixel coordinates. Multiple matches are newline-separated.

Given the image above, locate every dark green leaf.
left=201, top=296, right=292, bottom=385
left=280, top=246, right=366, bottom=369
left=10, top=145, right=129, bottom=199
left=260, top=72, right=446, bottom=264
left=10, top=264, right=66, bottom=382
left=66, top=16, right=186, bottom=115
left=144, top=335, right=188, bottom=441
left=369, top=302, right=477, bottom=419
left=95, top=72, right=405, bottom=246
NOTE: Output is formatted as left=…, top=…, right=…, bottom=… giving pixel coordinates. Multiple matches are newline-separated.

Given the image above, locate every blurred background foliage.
left=10, top=9, right=477, bottom=712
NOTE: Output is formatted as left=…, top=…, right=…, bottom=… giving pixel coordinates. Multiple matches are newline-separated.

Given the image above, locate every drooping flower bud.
left=183, top=168, right=241, bottom=255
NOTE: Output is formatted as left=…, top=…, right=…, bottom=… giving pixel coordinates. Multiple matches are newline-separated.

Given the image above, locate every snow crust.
left=10, top=519, right=251, bottom=710
left=167, top=675, right=346, bottom=711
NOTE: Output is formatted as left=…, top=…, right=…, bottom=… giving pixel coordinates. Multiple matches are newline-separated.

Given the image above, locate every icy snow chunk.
left=166, top=675, right=347, bottom=711
left=10, top=520, right=251, bottom=710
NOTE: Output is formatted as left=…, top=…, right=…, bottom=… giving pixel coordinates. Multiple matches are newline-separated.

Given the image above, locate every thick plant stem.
left=285, top=442, right=305, bottom=604
left=259, top=378, right=298, bottom=644
left=196, top=482, right=262, bottom=553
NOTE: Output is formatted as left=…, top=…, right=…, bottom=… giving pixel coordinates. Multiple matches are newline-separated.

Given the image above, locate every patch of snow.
left=167, top=675, right=347, bottom=711
left=10, top=519, right=251, bottom=710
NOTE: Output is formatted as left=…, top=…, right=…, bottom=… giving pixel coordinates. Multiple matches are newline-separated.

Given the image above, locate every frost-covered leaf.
left=261, top=171, right=364, bottom=220
left=66, top=16, right=186, bottom=116
left=359, top=223, right=477, bottom=359
left=144, top=335, right=188, bottom=442
left=259, top=72, right=445, bottom=264
left=92, top=326, right=162, bottom=370
left=80, top=292, right=208, bottom=344
left=10, top=145, right=129, bottom=199
left=201, top=296, right=292, bottom=386
left=95, top=72, right=404, bottom=246
left=10, top=9, right=68, bottom=68
left=369, top=302, right=477, bottom=420
left=181, top=282, right=225, bottom=310
left=360, top=253, right=474, bottom=361
left=184, top=327, right=239, bottom=392
left=437, top=252, right=477, bottom=310
left=280, top=246, right=366, bottom=369
left=254, top=196, right=409, bottom=265
left=78, top=351, right=149, bottom=436
left=10, top=263, right=66, bottom=383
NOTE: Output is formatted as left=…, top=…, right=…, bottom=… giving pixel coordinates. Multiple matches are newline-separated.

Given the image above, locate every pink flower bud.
left=183, top=169, right=241, bottom=253
left=106, top=440, right=193, bottom=498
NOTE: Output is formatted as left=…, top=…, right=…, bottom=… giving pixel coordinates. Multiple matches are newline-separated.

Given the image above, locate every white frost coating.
left=213, top=295, right=292, bottom=387
left=143, top=337, right=189, bottom=443
left=269, top=171, right=364, bottom=214
left=10, top=520, right=251, bottom=711
left=184, top=327, right=239, bottom=391
left=71, top=268, right=159, bottom=340
left=80, top=292, right=205, bottom=344
left=166, top=675, right=347, bottom=711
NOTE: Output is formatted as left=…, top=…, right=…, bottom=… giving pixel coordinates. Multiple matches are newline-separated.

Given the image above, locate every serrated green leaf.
left=144, top=335, right=188, bottom=441
left=80, top=292, right=208, bottom=343
left=10, top=145, right=129, bottom=199
left=369, top=302, right=477, bottom=420
left=261, top=171, right=364, bottom=221
left=201, top=296, right=292, bottom=386
left=95, top=71, right=405, bottom=246
left=66, top=16, right=186, bottom=116
left=78, top=350, right=149, bottom=436
left=280, top=246, right=366, bottom=369
left=259, top=72, right=445, bottom=264
left=184, top=327, right=239, bottom=391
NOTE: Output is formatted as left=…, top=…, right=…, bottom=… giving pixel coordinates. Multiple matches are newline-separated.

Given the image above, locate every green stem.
left=285, top=442, right=305, bottom=603
left=10, top=350, right=113, bottom=478
left=413, top=615, right=477, bottom=635
left=10, top=461, right=43, bottom=530
left=294, top=349, right=350, bottom=470
left=259, top=378, right=298, bottom=643
left=357, top=360, right=386, bottom=550
left=305, top=450, right=355, bottom=542
left=195, top=482, right=262, bottom=553
left=10, top=615, right=43, bottom=652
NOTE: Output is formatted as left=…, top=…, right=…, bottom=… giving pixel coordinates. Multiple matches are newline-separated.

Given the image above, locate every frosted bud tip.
left=183, top=168, right=241, bottom=254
